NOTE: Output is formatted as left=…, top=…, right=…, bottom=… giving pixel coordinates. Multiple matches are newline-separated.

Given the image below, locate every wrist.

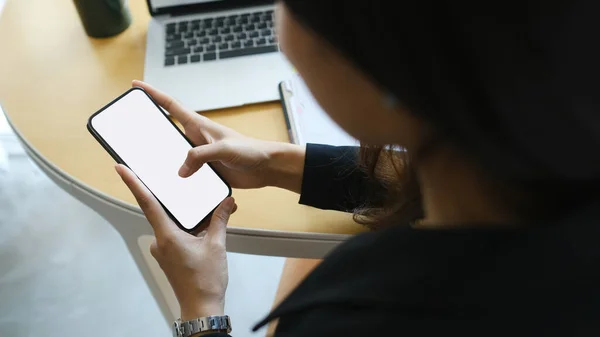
left=180, top=301, right=225, bottom=321
left=265, top=142, right=305, bottom=193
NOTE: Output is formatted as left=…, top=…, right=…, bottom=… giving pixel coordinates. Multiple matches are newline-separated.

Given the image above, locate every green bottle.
left=73, top=0, right=132, bottom=38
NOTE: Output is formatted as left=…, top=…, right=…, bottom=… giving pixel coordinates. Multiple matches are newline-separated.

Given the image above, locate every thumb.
left=115, top=164, right=176, bottom=238
left=179, top=142, right=232, bottom=178
left=206, top=197, right=235, bottom=246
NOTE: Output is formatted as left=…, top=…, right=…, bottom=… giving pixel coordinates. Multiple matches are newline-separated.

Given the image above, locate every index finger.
left=115, top=164, right=177, bottom=238
left=131, top=80, right=196, bottom=128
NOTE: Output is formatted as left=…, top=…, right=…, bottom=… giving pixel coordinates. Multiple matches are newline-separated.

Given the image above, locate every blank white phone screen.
left=91, top=89, right=230, bottom=230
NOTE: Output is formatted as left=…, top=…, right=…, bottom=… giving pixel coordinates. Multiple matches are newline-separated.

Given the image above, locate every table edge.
left=3, top=105, right=352, bottom=241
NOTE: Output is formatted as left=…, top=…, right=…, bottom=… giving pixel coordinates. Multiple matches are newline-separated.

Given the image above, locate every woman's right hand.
left=133, top=80, right=305, bottom=192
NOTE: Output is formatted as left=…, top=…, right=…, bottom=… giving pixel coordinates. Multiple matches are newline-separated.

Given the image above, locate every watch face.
left=172, top=321, right=181, bottom=337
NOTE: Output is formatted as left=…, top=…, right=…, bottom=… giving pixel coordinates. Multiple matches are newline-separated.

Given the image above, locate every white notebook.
left=279, top=74, right=358, bottom=147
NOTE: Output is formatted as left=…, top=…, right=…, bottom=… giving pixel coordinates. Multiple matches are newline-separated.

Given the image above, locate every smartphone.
left=87, top=87, right=231, bottom=232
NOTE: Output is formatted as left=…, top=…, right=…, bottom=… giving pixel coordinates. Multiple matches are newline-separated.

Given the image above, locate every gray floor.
left=0, top=109, right=284, bottom=336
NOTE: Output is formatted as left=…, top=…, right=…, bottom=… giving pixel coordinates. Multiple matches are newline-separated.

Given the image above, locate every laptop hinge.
left=164, top=0, right=272, bottom=17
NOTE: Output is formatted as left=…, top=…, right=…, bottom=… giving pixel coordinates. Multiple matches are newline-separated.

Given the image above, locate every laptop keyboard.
left=164, top=10, right=279, bottom=66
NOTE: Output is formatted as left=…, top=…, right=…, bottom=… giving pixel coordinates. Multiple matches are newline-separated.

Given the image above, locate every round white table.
left=0, top=0, right=365, bottom=323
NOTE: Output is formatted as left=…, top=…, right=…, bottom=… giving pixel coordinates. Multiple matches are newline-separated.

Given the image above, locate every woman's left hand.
left=115, top=164, right=236, bottom=320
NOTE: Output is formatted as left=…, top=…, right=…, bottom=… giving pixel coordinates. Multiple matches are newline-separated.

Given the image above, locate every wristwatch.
left=173, top=316, right=232, bottom=337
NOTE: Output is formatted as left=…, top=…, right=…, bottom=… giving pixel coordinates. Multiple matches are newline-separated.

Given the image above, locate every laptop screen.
left=150, top=0, right=222, bottom=11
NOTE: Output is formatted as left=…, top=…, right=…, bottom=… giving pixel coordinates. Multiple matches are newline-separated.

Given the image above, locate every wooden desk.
left=0, top=0, right=364, bottom=237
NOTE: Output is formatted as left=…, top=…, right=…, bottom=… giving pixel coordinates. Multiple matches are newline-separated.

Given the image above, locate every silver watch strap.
left=180, top=315, right=232, bottom=336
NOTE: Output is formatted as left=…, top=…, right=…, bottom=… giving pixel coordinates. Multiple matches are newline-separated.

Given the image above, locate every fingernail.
left=224, top=197, right=235, bottom=212
left=178, top=164, right=190, bottom=177
left=114, top=165, right=122, bottom=176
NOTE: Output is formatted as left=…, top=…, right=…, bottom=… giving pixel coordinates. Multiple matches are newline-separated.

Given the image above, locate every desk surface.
left=0, top=0, right=364, bottom=235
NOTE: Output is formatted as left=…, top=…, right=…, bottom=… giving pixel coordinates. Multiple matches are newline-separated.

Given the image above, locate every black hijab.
left=282, top=1, right=600, bottom=188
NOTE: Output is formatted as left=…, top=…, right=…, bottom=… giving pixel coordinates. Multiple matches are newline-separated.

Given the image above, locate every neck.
left=415, top=148, right=519, bottom=228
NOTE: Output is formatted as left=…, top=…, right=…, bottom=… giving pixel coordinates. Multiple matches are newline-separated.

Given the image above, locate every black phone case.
left=86, top=87, right=232, bottom=233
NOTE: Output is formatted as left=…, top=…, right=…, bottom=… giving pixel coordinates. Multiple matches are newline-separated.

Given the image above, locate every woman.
left=116, top=1, right=600, bottom=336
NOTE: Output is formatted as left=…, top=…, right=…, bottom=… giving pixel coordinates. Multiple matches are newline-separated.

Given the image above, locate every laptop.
left=143, top=0, right=294, bottom=112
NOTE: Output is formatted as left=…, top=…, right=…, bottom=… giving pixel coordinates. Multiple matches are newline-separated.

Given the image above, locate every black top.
left=210, top=144, right=600, bottom=337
